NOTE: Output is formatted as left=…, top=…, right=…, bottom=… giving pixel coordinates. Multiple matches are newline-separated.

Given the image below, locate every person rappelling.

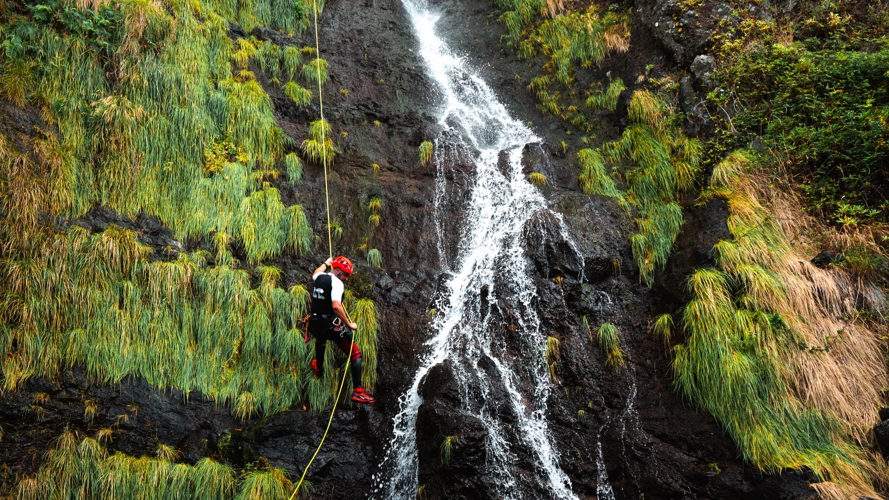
left=308, top=255, right=376, bottom=404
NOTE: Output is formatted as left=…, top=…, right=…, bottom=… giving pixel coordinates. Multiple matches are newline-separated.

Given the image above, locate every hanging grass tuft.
left=440, top=435, right=458, bottom=466
left=367, top=197, right=383, bottom=213
left=301, top=57, right=329, bottom=87
left=418, top=140, right=434, bottom=166
left=366, top=248, right=382, bottom=269
left=579, top=90, right=699, bottom=285
left=285, top=204, right=313, bottom=256
left=236, top=467, right=292, bottom=500
left=596, top=322, right=624, bottom=368
left=545, top=336, right=560, bottom=383
left=284, top=153, right=304, bottom=183
left=529, top=171, right=548, bottom=186
left=650, top=313, right=673, bottom=347
left=301, top=119, right=335, bottom=167
left=672, top=149, right=887, bottom=496
left=587, top=77, right=625, bottom=111
left=234, top=187, right=288, bottom=265
left=348, top=298, right=379, bottom=390
left=282, top=46, right=302, bottom=80
left=282, top=80, right=312, bottom=107
left=15, top=434, right=266, bottom=499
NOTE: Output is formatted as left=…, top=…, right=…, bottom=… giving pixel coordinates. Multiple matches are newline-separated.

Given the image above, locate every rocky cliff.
left=1, top=0, right=883, bottom=498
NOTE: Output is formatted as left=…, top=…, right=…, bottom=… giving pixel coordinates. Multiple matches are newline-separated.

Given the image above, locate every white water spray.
left=373, top=2, right=579, bottom=498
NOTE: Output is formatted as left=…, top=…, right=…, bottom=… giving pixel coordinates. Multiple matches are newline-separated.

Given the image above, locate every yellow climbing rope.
left=289, top=0, right=356, bottom=497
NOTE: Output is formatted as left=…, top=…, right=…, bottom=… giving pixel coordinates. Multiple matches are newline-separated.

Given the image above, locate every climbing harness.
left=288, top=1, right=360, bottom=498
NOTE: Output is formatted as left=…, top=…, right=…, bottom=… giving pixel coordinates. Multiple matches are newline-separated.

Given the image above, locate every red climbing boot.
left=351, top=387, right=375, bottom=404
left=311, top=359, right=320, bottom=378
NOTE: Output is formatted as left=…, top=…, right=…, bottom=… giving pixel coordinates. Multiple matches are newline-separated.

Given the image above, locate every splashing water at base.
left=372, top=2, right=579, bottom=498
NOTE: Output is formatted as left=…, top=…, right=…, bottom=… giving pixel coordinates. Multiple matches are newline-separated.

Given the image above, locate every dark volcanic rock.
left=875, top=419, right=889, bottom=460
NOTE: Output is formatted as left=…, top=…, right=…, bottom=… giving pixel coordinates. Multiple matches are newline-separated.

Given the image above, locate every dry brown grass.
left=545, top=0, right=564, bottom=17
left=604, top=28, right=630, bottom=53
left=749, top=173, right=887, bottom=445
left=755, top=173, right=888, bottom=263
left=706, top=157, right=888, bottom=492
left=75, top=0, right=112, bottom=10
left=811, top=453, right=889, bottom=500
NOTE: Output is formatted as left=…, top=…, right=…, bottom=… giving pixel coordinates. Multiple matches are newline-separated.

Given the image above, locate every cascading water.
left=373, top=2, right=579, bottom=498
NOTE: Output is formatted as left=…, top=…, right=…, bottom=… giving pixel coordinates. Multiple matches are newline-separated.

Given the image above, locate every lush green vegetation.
left=709, top=3, right=889, bottom=228
left=0, top=0, right=377, bottom=419
left=674, top=151, right=885, bottom=495
left=418, top=140, right=433, bottom=167
left=497, top=0, right=630, bottom=133
left=16, top=430, right=300, bottom=499
left=580, top=89, right=701, bottom=285
left=595, top=322, right=623, bottom=368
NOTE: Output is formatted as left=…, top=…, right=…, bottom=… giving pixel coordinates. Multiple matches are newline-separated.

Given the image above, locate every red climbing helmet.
left=331, top=255, right=354, bottom=275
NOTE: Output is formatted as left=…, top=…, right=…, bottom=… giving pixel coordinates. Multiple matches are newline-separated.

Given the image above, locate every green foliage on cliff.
left=0, top=0, right=377, bottom=423
left=674, top=150, right=886, bottom=495
left=580, top=90, right=701, bottom=285
left=498, top=1, right=888, bottom=493
left=16, top=431, right=302, bottom=499
left=497, top=1, right=630, bottom=132
left=595, top=322, right=624, bottom=368
left=301, top=118, right=335, bottom=167
left=709, top=3, right=889, bottom=226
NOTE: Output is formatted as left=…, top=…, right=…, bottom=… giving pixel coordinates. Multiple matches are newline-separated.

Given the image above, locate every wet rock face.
left=875, top=409, right=889, bottom=460
left=0, top=371, right=236, bottom=492
left=635, top=0, right=733, bottom=67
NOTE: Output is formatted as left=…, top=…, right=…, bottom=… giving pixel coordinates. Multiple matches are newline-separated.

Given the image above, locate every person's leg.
left=333, top=328, right=375, bottom=404
left=336, top=335, right=362, bottom=388
left=310, top=318, right=328, bottom=377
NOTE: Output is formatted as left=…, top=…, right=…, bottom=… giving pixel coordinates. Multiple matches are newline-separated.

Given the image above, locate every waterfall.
left=373, top=2, right=578, bottom=498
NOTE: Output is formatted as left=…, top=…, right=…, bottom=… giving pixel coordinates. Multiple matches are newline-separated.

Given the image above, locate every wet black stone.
left=875, top=420, right=889, bottom=460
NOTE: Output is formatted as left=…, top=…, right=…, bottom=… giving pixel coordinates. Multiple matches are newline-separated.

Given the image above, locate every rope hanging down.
left=290, top=1, right=356, bottom=497
left=314, top=0, right=333, bottom=261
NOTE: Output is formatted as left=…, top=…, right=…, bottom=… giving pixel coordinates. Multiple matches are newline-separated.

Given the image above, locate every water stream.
left=373, top=2, right=580, bottom=498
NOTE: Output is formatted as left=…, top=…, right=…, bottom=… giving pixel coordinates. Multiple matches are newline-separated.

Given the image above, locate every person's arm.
left=331, top=300, right=357, bottom=330
left=312, top=257, right=334, bottom=279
